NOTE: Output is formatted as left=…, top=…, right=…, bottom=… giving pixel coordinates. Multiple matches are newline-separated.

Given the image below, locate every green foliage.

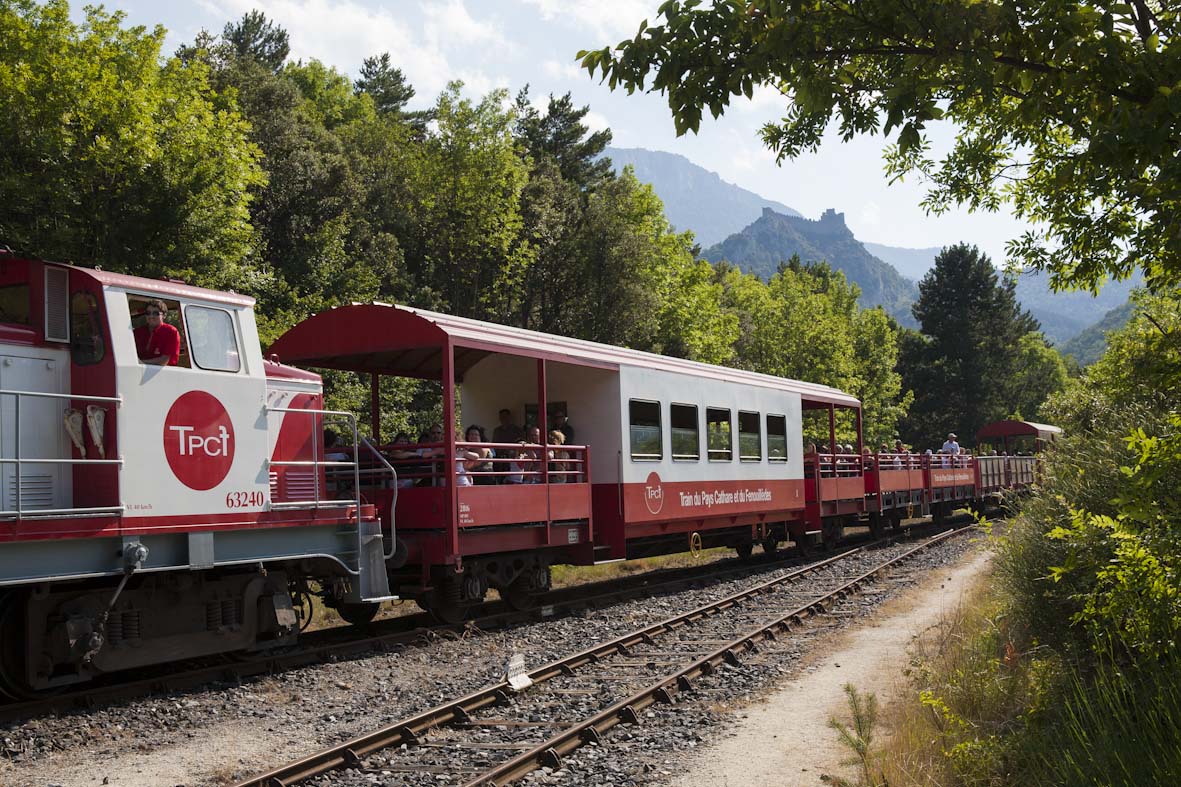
left=1031, top=655, right=1181, bottom=786
left=900, top=244, right=1059, bottom=449
left=0, top=0, right=265, bottom=290
left=3, top=3, right=912, bottom=441
left=580, top=1, right=1181, bottom=292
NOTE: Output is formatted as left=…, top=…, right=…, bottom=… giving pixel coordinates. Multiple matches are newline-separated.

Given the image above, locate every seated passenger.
left=463, top=424, right=495, bottom=485
left=505, top=426, right=548, bottom=484
left=387, top=432, right=419, bottom=488
left=323, top=429, right=350, bottom=462
left=548, top=429, right=568, bottom=483
left=455, top=444, right=482, bottom=487
left=134, top=299, right=180, bottom=366
left=418, top=427, right=444, bottom=486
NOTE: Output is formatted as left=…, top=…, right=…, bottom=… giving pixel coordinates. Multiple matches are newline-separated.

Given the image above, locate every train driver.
left=134, top=299, right=180, bottom=366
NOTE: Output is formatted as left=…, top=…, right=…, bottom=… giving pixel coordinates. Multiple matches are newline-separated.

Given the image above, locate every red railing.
left=329, top=441, right=589, bottom=488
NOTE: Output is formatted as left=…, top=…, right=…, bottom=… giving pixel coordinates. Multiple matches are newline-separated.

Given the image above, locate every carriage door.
left=0, top=353, right=71, bottom=513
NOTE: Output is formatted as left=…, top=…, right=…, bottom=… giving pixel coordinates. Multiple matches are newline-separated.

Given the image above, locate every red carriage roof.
left=268, top=303, right=861, bottom=409
left=976, top=420, right=1063, bottom=441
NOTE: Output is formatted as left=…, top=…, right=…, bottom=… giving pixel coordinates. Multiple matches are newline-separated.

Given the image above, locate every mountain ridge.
left=702, top=207, right=919, bottom=323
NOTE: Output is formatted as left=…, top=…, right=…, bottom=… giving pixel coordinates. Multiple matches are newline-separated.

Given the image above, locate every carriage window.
left=739, top=411, right=761, bottom=461
left=670, top=403, right=699, bottom=461
left=0, top=283, right=30, bottom=325
left=767, top=414, right=788, bottom=462
left=629, top=399, right=662, bottom=461
left=185, top=305, right=241, bottom=373
left=707, top=407, right=732, bottom=461
left=70, top=292, right=105, bottom=366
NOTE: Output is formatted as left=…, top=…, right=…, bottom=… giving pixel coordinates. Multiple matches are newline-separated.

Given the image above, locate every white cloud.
left=543, top=59, right=584, bottom=81
left=582, top=110, right=610, bottom=133
left=202, top=0, right=501, bottom=98
left=422, top=0, right=504, bottom=48
left=520, top=0, right=658, bottom=41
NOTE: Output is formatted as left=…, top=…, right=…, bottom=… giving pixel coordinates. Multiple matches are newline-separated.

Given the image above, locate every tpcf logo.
left=163, top=391, right=236, bottom=490
left=644, top=471, right=664, bottom=515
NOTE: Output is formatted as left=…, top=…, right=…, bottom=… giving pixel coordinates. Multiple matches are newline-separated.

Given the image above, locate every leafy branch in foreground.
left=581, top=1, right=1181, bottom=293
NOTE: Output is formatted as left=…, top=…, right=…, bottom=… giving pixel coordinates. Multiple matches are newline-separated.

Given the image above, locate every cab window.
left=185, top=305, right=241, bottom=373
left=0, top=283, right=30, bottom=326
left=70, top=292, right=105, bottom=366
left=127, top=295, right=189, bottom=367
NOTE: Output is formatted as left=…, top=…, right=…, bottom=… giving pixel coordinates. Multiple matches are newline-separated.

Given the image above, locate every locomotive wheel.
left=821, top=520, right=843, bottom=551
left=868, top=512, right=885, bottom=539
left=735, top=541, right=754, bottom=561
left=0, top=592, right=32, bottom=700
left=761, top=536, right=778, bottom=559
left=337, top=602, right=381, bottom=627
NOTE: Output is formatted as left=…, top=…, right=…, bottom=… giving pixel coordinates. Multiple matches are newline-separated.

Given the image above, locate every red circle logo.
left=644, top=471, right=664, bottom=515
left=163, top=391, right=236, bottom=490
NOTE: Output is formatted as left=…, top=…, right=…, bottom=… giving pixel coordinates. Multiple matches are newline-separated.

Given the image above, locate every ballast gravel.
left=0, top=530, right=977, bottom=787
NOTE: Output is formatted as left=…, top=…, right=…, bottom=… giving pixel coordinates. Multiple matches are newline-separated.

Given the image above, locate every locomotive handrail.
left=265, top=405, right=395, bottom=601
left=265, top=407, right=362, bottom=515
left=0, top=388, right=124, bottom=520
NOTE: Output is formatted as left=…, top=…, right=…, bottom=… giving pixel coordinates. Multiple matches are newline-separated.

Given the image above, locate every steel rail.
left=231, top=525, right=971, bottom=787
left=464, top=527, right=964, bottom=786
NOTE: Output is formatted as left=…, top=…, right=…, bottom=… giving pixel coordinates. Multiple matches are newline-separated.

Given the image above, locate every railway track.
left=0, top=519, right=957, bottom=725
left=232, top=524, right=972, bottom=787
left=2, top=516, right=971, bottom=731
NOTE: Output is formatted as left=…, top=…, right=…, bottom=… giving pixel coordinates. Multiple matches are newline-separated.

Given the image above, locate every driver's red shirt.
left=133, top=322, right=180, bottom=365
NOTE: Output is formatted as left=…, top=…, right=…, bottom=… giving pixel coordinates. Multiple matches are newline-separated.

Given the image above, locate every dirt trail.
left=667, top=547, right=992, bottom=787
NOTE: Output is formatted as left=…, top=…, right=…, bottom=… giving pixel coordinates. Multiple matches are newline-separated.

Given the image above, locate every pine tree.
left=900, top=244, right=1039, bottom=449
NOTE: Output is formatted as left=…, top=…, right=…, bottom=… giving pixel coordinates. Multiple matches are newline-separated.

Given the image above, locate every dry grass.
left=873, top=561, right=1025, bottom=787
left=550, top=546, right=731, bottom=588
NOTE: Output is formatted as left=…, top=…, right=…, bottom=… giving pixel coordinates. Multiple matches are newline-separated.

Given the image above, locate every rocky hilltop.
left=704, top=208, right=919, bottom=323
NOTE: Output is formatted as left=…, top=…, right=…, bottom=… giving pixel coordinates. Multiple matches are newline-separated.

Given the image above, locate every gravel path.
left=0, top=531, right=977, bottom=787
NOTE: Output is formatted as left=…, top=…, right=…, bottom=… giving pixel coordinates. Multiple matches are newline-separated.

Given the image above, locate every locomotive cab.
left=0, top=254, right=391, bottom=696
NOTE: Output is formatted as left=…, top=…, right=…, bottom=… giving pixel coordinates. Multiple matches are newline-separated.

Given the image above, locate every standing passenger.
left=492, top=408, right=524, bottom=455
left=551, top=410, right=575, bottom=445
left=941, top=432, right=961, bottom=455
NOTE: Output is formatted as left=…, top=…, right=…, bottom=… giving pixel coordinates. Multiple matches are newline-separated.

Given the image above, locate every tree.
left=580, top=1, right=1181, bottom=291
left=222, top=10, right=288, bottom=71
left=402, top=82, right=532, bottom=321
left=355, top=53, right=432, bottom=130
left=514, top=89, right=614, bottom=190
left=899, top=244, right=1043, bottom=449
left=0, top=1, right=264, bottom=290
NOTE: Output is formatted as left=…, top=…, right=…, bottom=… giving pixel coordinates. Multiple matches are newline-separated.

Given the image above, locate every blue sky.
left=94, top=0, right=1029, bottom=260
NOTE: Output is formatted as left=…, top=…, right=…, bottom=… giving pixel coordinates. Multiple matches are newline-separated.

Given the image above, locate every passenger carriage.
left=268, top=303, right=869, bottom=619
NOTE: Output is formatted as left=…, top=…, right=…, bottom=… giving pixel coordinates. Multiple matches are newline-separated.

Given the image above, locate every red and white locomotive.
left=0, top=251, right=1044, bottom=696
